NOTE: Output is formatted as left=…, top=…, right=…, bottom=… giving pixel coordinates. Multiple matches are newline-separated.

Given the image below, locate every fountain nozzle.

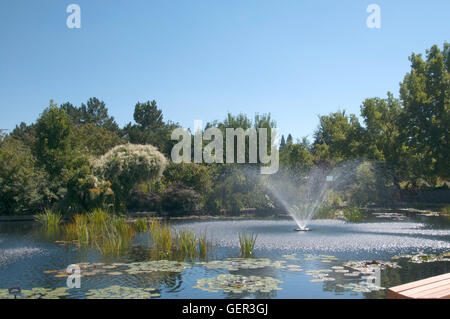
left=295, top=227, right=310, bottom=232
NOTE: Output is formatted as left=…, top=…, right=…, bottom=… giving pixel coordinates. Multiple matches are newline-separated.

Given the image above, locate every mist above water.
left=261, top=162, right=360, bottom=229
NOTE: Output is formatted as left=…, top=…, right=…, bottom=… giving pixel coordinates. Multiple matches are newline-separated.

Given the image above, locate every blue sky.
left=0, top=0, right=448, bottom=141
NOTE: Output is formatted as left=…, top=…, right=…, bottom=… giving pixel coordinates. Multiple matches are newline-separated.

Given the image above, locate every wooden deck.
left=387, top=273, right=450, bottom=299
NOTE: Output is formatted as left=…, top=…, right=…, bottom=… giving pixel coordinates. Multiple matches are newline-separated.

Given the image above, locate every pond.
left=1, top=212, right=449, bottom=299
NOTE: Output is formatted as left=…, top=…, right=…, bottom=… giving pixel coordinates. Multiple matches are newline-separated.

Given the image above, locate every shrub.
left=126, top=188, right=161, bottom=212
left=94, top=144, right=167, bottom=210
left=161, top=183, right=200, bottom=214
left=344, top=206, right=363, bottom=222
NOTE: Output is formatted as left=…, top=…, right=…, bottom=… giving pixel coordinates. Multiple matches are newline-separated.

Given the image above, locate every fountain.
left=262, top=163, right=356, bottom=231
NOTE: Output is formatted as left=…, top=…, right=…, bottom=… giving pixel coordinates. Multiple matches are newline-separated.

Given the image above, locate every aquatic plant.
left=133, top=217, right=149, bottom=232
left=197, top=258, right=286, bottom=271
left=85, top=285, right=160, bottom=299
left=148, top=218, right=213, bottom=260
left=63, top=208, right=136, bottom=255
left=35, top=209, right=62, bottom=229
left=194, top=274, right=282, bottom=294
left=392, top=252, right=450, bottom=264
left=440, top=205, right=450, bottom=215
left=238, top=232, right=258, bottom=258
left=0, top=287, right=69, bottom=299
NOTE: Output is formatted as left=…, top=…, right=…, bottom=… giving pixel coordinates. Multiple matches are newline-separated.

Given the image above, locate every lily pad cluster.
left=85, top=285, right=160, bottom=299
left=282, top=254, right=299, bottom=261
left=342, top=260, right=401, bottom=274
left=304, top=254, right=339, bottom=263
left=305, top=269, right=335, bottom=282
left=0, top=287, right=69, bottom=299
left=197, top=258, right=286, bottom=271
left=47, top=260, right=191, bottom=278
left=124, top=260, right=191, bottom=274
left=194, top=274, right=282, bottom=294
left=336, top=282, right=385, bottom=293
left=392, top=252, right=450, bottom=264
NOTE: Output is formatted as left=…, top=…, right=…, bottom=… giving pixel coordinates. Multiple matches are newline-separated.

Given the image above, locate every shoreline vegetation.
left=0, top=43, right=448, bottom=228
left=0, top=203, right=449, bottom=223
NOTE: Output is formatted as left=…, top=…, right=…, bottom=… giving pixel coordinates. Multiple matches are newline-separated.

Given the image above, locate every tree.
left=286, top=134, right=293, bottom=145
left=279, top=138, right=314, bottom=176
left=162, top=162, right=212, bottom=194
left=133, top=100, right=164, bottom=129
left=313, top=110, right=363, bottom=162
left=123, top=100, right=179, bottom=156
left=0, top=137, right=46, bottom=214
left=94, top=144, right=168, bottom=210
left=398, top=43, right=449, bottom=184
left=61, top=97, right=119, bottom=132
left=72, top=123, right=123, bottom=156
left=361, top=93, right=400, bottom=160
left=9, top=122, right=37, bottom=150
left=34, top=102, right=77, bottom=176
left=279, top=135, right=286, bottom=151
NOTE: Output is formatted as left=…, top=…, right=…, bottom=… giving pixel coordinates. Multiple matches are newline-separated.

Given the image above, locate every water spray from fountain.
left=261, top=162, right=360, bottom=231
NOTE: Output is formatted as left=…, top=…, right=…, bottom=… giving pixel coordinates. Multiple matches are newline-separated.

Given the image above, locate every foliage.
left=126, top=188, right=161, bottom=212
left=148, top=218, right=213, bottom=260
left=66, top=165, right=115, bottom=213
left=0, top=137, right=46, bottom=214
left=343, top=206, right=363, bottom=222
left=63, top=209, right=136, bottom=255
left=72, top=123, right=123, bottom=156
left=0, top=44, right=448, bottom=216
left=61, top=97, right=119, bottom=132
left=162, top=162, right=212, bottom=193
left=123, top=100, right=180, bottom=156
left=398, top=43, right=449, bottom=184
left=94, top=144, right=167, bottom=210
left=313, top=110, right=363, bottom=163
left=35, top=209, right=62, bottom=229
left=133, top=217, right=149, bottom=232
left=238, top=232, right=258, bottom=258
left=161, top=183, right=201, bottom=213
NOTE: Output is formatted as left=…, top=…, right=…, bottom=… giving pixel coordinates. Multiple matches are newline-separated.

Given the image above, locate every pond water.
left=0, top=212, right=449, bottom=299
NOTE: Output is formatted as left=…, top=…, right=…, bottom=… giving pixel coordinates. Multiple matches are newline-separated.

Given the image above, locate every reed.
left=133, top=217, right=149, bottom=232
left=35, top=210, right=62, bottom=229
left=148, top=218, right=212, bottom=261
left=238, top=231, right=257, bottom=257
left=63, top=209, right=136, bottom=255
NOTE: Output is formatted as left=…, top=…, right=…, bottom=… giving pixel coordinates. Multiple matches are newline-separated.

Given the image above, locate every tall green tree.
left=133, top=100, right=164, bottom=129
left=34, top=102, right=77, bottom=177
left=61, top=97, right=119, bottom=132
left=398, top=43, right=449, bottom=183
left=360, top=92, right=402, bottom=162
left=123, top=100, right=178, bottom=156
left=313, top=110, right=363, bottom=162
left=0, top=137, right=46, bottom=214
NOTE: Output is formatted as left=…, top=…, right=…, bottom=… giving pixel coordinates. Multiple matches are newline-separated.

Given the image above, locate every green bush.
left=161, top=183, right=200, bottom=214
left=94, top=144, right=167, bottom=210
left=344, top=206, right=363, bottom=222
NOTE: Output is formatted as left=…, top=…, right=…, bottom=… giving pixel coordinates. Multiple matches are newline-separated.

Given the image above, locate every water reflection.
left=0, top=217, right=449, bottom=299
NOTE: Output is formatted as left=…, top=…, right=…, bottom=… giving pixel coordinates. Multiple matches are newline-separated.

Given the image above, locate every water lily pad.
left=85, top=286, right=160, bottom=299
left=197, top=258, right=286, bottom=271
left=0, top=287, right=69, bottom=299
left=194, top=274, right=282, bottom=294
